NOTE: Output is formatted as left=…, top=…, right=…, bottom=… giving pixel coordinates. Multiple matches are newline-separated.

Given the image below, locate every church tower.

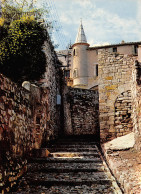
left=72, top=21, right=89, bottom=88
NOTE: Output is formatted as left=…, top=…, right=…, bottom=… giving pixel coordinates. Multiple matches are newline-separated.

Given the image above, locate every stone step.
left=32, top=149, right=100, bottom=159
left=47, top=144, right=98, bottom=148
left=29, top=168, right=104, bottom=173
left=27, top=179, right=112, bottom=187
left=54, top=137, right=97, bottom=142
left=25, top=172, right=112, bottom=186
left=28, top=162, right=105, bottom=173
left=47, top=142, right=98, bottom=146
left=28, top=157, right=102, bottom=163
left=37, top=184, right=116, bottom=194
left=12, top=142, right=122, bottom=194
left=13, top=182, right=115, bottom=194
left=48, top=147, right=98, bottom=152
left=50, top=152, right=100, bottom=157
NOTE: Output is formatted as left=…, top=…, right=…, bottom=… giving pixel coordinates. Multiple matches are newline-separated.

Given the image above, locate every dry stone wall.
left=0, top=74, right=53, bottom=192
left=64, top=87, right=99, bottom=138
left=0, top=74, right=33, bottom=192
left=0, top=38, right=63, bottom=192
left=98, top=49, right=136, bottom=142
left=131, top=61, right=141, bottom=151
left=40, top=40, right=64, bottom=140
left=114, top=90, right=133, bottom=136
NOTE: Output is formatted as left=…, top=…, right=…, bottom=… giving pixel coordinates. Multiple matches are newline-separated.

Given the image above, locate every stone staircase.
left=12, top=138, right=122, bottom=193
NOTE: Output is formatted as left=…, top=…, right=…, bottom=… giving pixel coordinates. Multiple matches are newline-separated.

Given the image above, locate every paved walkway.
left=12, top=138, right=122, bottom=193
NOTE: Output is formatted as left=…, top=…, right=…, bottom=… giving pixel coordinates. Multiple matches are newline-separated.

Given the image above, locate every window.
left=73, top=68, right=78, bottom=78
left=94, top=64, right=98, bottom=77
left=57, top=95, right=61, bottom=105
left=96, top=64, right=98, bottom=76
left=64, top=70, right=70, bottom=78
left=113, top=47, right=117, bottom=52
left=134, top=45, right=138, bottom=55
left=73, top=49, right=78, bottom=56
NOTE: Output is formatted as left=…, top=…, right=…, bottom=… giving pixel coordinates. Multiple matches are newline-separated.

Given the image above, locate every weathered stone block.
left=105, top=76, right=113, bottom=80
left=105, top=85, right=118, bottom=90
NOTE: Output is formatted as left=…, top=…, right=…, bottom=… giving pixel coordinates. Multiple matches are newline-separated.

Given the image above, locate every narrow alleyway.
left=12, top=138, right=122, bottom=194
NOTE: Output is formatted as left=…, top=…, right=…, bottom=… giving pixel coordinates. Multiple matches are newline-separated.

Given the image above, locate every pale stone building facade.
left=58, top=22, right=141, bottom=89
left=57, top=22, right=141, bottom=142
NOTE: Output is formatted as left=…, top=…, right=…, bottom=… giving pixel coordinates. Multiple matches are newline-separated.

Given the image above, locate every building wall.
left=63, top=87, right=99, bottom=137
left=87, top=50, right=99, bottom=89
left=0, top=74, right=39, bottom=192
left=40, top=40, right=63, bottom=140
left=98, top=49, right=137, bottom=142
left=59, top=43, right=138, bottom=89
left=117, top=45, right=135, bottom=55
left=57, top=50, right=69, bottom=67
left=72, top=44, right=89, bottom=87
left=0, top=38, right=63, bottom=192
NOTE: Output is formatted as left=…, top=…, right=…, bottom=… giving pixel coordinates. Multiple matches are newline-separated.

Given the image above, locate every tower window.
left=73, top=49, right=76, bottom=56
left=73, top=68, right=78, bottom=78
left=113, top=47, right=117, bottom=52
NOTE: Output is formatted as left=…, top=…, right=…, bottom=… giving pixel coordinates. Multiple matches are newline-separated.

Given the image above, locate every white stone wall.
left=72, top=44, right=89, bottom=87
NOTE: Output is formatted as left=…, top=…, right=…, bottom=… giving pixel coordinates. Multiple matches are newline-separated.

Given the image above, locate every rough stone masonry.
left=98, top=49, right=137, bottom=142
left=1, top=37, right=141, bottom=193
left=0, top=38, right=63, bottom=193
left=131, top=47, right=141, bottom=151
left=63, top=86, right=99, bottom=138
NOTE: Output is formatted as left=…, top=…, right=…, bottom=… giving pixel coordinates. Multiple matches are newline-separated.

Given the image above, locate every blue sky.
left=37, top=0, right=141, bottom=50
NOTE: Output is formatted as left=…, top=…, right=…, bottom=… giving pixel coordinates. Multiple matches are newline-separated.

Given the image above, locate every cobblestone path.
left=13, top=138, right=122, bottom=193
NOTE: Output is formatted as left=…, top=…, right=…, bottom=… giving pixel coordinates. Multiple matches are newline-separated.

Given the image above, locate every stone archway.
left=114, top=90, right=133, bottom=137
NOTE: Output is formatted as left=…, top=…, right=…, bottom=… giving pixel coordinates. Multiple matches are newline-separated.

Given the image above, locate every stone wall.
left=131, top=60, right=141, bottom=151
left=39, top=40, right=64, bottom=140
left=114, top=90, right=132, bottom=136
left=64, top=87, right=99, bottom=138
left=98, top=49, right=137, bottom=142
left=0, top=74, right=62, bottom=192
left=0, top=74, right=34, bottom=192
left=0, top=38, right=63, bottom=192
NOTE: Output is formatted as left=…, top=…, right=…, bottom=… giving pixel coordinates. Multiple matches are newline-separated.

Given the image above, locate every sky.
left=9, top=0, right=141, bottom=50
left=46, top=0, right=141, bottom=51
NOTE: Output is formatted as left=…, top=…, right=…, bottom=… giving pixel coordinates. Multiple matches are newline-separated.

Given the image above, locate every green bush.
left=0, top=17, right=47, bottom=83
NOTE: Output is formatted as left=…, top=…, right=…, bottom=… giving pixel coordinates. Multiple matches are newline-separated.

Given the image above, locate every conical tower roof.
left=75, top=22, right=87, bottom=44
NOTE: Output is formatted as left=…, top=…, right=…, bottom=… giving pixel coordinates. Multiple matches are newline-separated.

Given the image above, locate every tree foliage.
left=0, top=1, right=48, bottom=83
left=1, top=0, right=47, bottom=23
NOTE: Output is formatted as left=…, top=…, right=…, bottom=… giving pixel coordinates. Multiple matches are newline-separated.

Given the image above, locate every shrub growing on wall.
left=0, top=16, right=47, bottom=83
left=0, top=18, right=8, bottom=39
